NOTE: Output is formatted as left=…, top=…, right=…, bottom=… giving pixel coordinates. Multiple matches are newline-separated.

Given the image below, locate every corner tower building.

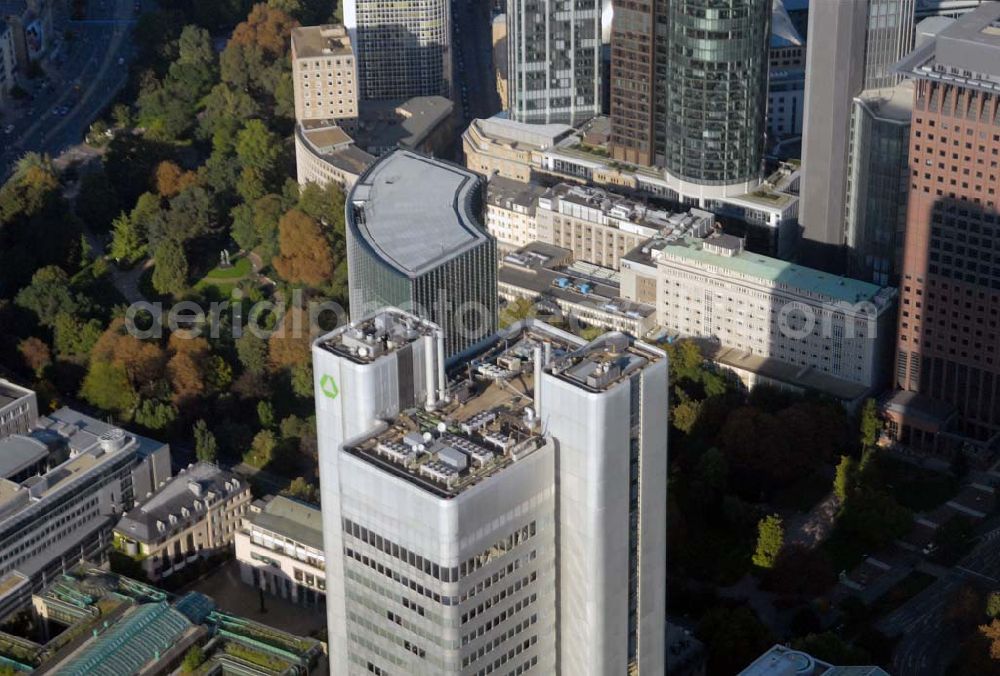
left=890, top=3, right=1000, bottom=454
left=346, top=149, right=498, bottom=360
left=314, top=310, right=668, bottom=675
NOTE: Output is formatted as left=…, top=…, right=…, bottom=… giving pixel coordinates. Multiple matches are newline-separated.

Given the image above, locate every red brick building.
left=888, top=4, right=1000, bottom=458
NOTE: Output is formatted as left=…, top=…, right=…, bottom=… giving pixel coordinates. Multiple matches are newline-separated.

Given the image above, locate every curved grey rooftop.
left=348, top=149, right=487, bottom=278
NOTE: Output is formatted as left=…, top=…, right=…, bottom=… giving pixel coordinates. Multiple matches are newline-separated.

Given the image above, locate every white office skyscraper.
left=506, top=0, right=602, bottom=125
left=313, top=309, right=668, bottom=675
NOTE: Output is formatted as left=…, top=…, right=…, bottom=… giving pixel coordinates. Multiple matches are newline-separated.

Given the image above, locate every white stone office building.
left=236, top=495, right=326, bottom=608
left=0, top=407, right=171, bottom=617
left=313, top=308, right=668, bottom=675
left=0, top=379, right=37, bottom=440
left=344, top=0, right=451, bottom=101
left=622, top=231, right=898, bottom=398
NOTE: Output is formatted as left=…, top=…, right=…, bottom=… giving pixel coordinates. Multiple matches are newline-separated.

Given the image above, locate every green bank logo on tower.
left=320, top=374, right=339, bottom=400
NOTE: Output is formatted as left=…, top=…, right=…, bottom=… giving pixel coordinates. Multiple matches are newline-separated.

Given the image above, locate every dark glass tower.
left=661, top=0, right=771, bottom=185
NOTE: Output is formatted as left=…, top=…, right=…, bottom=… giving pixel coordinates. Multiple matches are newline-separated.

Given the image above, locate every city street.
left=0, top=0, right=138, bottom=178
left=878, top=521, right=1000, bottom=676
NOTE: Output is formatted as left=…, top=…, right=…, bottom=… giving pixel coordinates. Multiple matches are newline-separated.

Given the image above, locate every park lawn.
left=202, top=256, right=251, bottom=280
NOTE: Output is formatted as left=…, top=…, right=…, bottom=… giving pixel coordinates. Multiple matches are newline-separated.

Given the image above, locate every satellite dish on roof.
left=437, top=422, right=447, bottom=433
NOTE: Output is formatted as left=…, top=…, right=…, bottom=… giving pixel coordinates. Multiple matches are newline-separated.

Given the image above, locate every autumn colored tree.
left=272, top=209, right=334, bottom=286
left=230, top=4, right=299, bottom=57
left=18, top=337, right=51, bottom=375
left=155, top=161, right=199, bottom=198
left=980, top=620, right=1000, bottom=659
left=268, top=306, right=312, bottom=370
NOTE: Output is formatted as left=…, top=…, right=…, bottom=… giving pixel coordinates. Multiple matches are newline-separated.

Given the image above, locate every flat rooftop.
left=659, top=234, right=894, bottom=306
left=343, top=323, right=583, bottom=498
left=0, top=379, right=32, bottom=409
left=348, top=149, right=488, bottom=277
left=500, top=244, right=655, bottom=321
left=548, top=332, right=662, bottom=394
left=297, top=123, right=376, bottom=175
left=543, top=183, right=716, bottom=236
left=738, top=644, right=887, bottom=676
left=291, top=25, right=352, bottom=59
left=356, top=96, right=453, bottom=151
left=248, top=496, right=323, bottom=551
left=472, top=116, right=575, bottom=149
left=487, top=175, right=546, bottom=212
left=897, top=2, right=1000, bottom=90
left=315, top=308, right=441, bottom=365
left=702, top=342, right=871, bottom=403
left=856, top=80, right=915, bottom=122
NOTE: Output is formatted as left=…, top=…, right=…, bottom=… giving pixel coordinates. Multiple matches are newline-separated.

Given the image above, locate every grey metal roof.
left=348, top=149, right=489, bottom=278
left=116, top=463, right=242, bottom=542
left=0, top=436, right=48, bottom=479
left=249, top=495, right=323, bottom=550
left=897, top=2, right=1000, bottom=89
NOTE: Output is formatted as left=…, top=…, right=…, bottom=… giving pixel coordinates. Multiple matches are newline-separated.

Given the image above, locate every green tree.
left=245, top=429, right=277, bottom=468
left=151, top=239, right=189, bottom=295
left=53, top=312, right=104, bottom=357
left=134, top=398, right=178, bottom=431
left=697, top=606, right=773, bottom=676
left=752, top=514, right=784, bottom=569
left=257, top=400, right=276, bottom=429
left=15, top=266, right=81, bottom=327
left=499, top=297, right=536, bottom=328
left=110, top=212, right=145, bottom=264
left=834, top=455, right=857, bottom=502
left=290, top=362, right=313, bottom=398
left=281, top=476, right=319, bottom=504
left=860, top=398, right=880, bottom=449
left=694, top=447, right=729, bottom=500
left=194, top=418, right=219, bottom=463
left=988, top=591, right=1000, bottom=620
left=181, top=645, right=205, bottom=673
left=236, top=333, right=269, bottom=374
left=81, top=361, right=138, bottom=413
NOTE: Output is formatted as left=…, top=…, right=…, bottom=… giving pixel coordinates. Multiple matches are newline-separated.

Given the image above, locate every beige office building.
left=536, top=183, right=714, bottom=272
left=291, top=25, right=359, bottom=126
left=485, top=176, right=545, bottom=251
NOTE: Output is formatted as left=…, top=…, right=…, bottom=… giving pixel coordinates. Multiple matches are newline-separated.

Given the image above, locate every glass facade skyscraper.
left=661, top=0, right=771, bottom=186
left=507, top=0, right=602, bottom=124
left=346, top=150, right=498, bottom=360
